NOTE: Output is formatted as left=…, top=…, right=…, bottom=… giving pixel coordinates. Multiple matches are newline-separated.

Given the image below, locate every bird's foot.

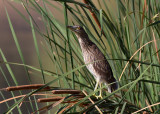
left=96, top=95, right=103, bottom=99
left=93, top=94, right=103, bottom=99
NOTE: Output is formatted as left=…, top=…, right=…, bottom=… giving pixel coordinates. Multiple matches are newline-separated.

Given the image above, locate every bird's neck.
left=76, top=35, right=93, bottom=50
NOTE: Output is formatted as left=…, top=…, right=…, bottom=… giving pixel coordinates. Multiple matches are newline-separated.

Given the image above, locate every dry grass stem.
left=119, top=40, right=154, bottom=81
left=52, top=89, right=81, bottom=94
left=37, top=97, right=64, bottom=102
left=152, top=28, right=160, bottom=63
left=5, top=84, right=50, bottom=91
left=132, top=101, right=160, bottom=114
left=82, top=0, right=105, bottom=37
left=0, top=93, right=56, bottom=104
left=82, top=90, right=103, bottom=114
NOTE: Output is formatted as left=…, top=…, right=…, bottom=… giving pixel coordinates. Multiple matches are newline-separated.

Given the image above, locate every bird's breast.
left=82, top=50, right=99, bottom=79
left=83, top=50, right=95, bottom=64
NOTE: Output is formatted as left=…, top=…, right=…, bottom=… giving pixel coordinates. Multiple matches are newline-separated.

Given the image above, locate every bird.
left=67, top=25, right=118, bottom=98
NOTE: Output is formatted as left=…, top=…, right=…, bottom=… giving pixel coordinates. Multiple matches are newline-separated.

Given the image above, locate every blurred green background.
left=0, top=0, right=160, bottom=113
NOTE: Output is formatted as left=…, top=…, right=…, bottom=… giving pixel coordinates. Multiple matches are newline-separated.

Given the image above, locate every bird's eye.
left=76, top=27, right=81, bottom=30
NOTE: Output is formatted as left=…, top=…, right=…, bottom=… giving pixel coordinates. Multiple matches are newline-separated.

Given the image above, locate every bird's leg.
left=99, top=83, right=102, bottom=98
left=93, top=80, right=103, bottom=99
left=94, top=81, right=99, bottom=91
left=96, top=83, right=103, bottom=99
left=93, top=80, right=99, bottom=97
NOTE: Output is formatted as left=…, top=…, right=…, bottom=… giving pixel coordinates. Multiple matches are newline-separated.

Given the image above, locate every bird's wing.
left=90, top=44, right=114, bottom=82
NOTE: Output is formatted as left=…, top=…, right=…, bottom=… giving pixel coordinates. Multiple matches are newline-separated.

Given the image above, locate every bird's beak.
left=67, top=26, right=76, bottom=32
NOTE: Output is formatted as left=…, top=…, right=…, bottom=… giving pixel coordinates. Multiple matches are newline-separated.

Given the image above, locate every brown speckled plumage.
left=68, top=25, right=118, bottom=93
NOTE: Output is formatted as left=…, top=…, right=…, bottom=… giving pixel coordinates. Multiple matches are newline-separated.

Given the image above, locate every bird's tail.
left=105, top=80, right=118, bottom=93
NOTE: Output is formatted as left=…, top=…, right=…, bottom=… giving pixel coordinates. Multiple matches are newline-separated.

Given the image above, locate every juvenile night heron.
left=68, top=25, right=118, bottom=98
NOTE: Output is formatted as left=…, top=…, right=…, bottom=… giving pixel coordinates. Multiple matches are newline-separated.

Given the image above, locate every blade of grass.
left=29, top=17, right=45, bottom=83
left=5, top=8, right=31, bottom=82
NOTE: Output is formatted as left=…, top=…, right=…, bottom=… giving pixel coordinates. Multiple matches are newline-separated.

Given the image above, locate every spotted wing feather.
left=88, top=44, right=118, bottom=92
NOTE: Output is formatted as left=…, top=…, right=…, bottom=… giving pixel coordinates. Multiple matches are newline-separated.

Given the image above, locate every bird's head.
left=67, top=25, right=86, bottom=37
